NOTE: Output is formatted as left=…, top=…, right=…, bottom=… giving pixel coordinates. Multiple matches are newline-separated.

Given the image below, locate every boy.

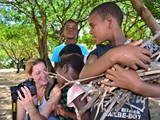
left=79, top=2, right=160, bottom=120
left=51, top=19, right=89, bottom=68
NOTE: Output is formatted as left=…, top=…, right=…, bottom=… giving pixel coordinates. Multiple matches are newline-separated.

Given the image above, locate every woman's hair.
left=25, top=58, right=46, bottom=75
left=90, top=2, right=123, bottom=27
left=57, top=53, right=84, bottom=75
left=59, top=44, right=83, bottom=58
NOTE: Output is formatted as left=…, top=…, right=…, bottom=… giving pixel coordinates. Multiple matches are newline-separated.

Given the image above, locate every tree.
left=0, top=0, right=160, bottom=72
left=0, top=23, right=38, bottom=73
left=130, top=0, right=160, bottom=45
left=0, top=0, right=106, bottom=72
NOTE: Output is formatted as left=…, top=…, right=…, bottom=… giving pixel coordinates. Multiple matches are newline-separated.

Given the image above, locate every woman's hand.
left=17, top=86, right=36, bottom=113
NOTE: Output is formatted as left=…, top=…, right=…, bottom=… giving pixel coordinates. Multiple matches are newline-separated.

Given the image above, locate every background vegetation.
left=0, top=0, right=160, bottom=72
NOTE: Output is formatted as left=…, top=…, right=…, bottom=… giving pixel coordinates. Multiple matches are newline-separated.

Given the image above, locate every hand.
left=102, top=64, right=142, bottom=91
left=47, top=85, right=62, bottom=110
left=130, top=39, right=143, bottom=46
left=17, top=86, right=36, bottom=113
left=54, top=104, right=67, bottom=116
left=108, top=44, right=151, bottom=70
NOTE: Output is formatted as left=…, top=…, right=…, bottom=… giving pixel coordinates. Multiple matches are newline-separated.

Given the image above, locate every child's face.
left=63, top=22, right=78, bottom=39
left=88, top=13, right=111, bottom=44
left=56, top=67, right=67, bottom=87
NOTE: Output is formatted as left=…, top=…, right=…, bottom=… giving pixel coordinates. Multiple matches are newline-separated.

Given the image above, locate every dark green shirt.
left=58, top=87, right=75, bottom=120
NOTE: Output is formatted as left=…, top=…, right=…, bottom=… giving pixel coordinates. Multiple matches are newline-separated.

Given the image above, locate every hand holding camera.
left=17, top=86, right=37, bottom=114
left=10, top=78, right=37, bottom=120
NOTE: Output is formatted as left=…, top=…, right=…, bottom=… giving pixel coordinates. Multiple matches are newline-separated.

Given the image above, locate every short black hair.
left=59, top=44, right=83, bottom=57
left=57, top=53, right=84, bottom=75
left=64, top=19, right=77, bottom=28
left=90, top=2, right=123, bottom=26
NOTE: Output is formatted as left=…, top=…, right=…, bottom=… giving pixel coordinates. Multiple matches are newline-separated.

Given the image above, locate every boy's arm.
left=102, top=64, right=160, bottom=98
left=80, top=45, right=151, bottom=79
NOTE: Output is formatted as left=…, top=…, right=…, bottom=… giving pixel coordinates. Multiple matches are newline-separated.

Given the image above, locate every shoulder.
left=89, top=44, right=114, bottom=58
left=53, top=44, right=66, bottom=51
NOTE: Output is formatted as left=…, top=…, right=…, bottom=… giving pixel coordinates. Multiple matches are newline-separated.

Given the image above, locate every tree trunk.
left=39, top=35, right=55, bottom=73
left=16, top=62, right=20, bottom=73
left=130, top=0, right=160, bottom=45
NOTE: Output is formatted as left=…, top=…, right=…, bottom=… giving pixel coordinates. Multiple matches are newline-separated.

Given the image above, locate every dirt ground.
left=0, top=71, right=160, bottom=120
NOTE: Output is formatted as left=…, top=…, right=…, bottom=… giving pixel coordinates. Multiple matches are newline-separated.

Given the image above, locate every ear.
left=107, top=17, right=113, bottom=29
left=62, top=64, right=69, bottom=74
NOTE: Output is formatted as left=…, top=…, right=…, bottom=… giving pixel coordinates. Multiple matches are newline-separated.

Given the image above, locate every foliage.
left=0, top=0, right=160, bottom=69
left=0, top=22, right=38, bottom=71
left=117, top=1, right=152, bottom=40
left=143, top=0, right=160, bottom=21
left=0, top=49, right=11, bottom=68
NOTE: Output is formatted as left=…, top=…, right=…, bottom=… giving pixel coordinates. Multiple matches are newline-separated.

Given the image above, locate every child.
left=56, top=53, right=90, bottom=120
left=79, top=2, right=160, bottom=120
left=54, top=44, right=84, bottom=120
left=51, top=19, right=89, bottom=68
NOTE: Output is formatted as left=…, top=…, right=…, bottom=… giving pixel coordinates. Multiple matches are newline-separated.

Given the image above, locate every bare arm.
left=17, top=100, right=26, bottom=120
left=102, top=64, right=160, bottom=98
left=80, top=45, right=151, bottom=79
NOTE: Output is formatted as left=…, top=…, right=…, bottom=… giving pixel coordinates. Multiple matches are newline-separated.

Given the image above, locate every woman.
left=17, top=58, right=59, bottom=120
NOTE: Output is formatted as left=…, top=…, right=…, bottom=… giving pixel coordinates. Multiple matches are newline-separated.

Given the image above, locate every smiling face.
left=88, top=12, right=112, bottom=44
left=63, top=21, right=78, bottom=39
left=29, top=62, right=49, bottom=86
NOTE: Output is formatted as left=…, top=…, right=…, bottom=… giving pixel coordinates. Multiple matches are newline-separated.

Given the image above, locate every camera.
left=11, top=78, right=37, bottom=98
left=10, top=78, right=37, bottom=120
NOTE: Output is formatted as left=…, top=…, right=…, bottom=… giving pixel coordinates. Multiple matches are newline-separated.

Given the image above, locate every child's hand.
left=17, top=86, right=36, bottom=113
left=54, top=104, right=67, bottom=116
left=48, top=85, right=62, bottom=110
left=108, top=45, right=151, bottom=70
left=102, top=64, right=142, bottom=91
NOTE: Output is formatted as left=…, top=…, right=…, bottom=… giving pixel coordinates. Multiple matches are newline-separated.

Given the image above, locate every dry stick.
left=141, top=74, right=160, bottom=82
left=138, top=69, right=160, bottom=76
left=100, top=91, right=123, bottom=120
left=150, top=61, right=160, bottom=69
left=112, top=91, right=132, bottom=112
left=140, top=30, right=160, bottom=48
left=155, top=54, right=160, bottom=61
left=94, top=86, right=108, bottom=120
left=78, top=88, right=103, bottom=117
